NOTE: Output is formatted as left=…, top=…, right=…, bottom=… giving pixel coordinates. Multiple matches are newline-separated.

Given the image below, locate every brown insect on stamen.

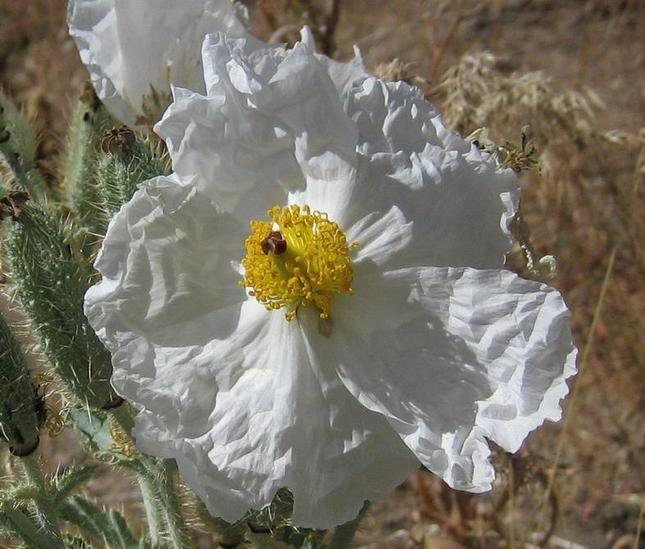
left=101, top=125, right=136, bottom=154
left=261, top=231, right=287, bottom=255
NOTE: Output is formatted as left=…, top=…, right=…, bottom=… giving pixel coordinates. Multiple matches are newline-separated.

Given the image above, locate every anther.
left=243, top=205, right=355, bottom=321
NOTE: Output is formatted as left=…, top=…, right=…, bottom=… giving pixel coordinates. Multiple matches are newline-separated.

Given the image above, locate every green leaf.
left=108, top=508, right=140, bottom=548
left=60, top=496, right=148, bottom=549
left=62, top=532, right=94, bottom=549
left=0, top=506, right=53, bottom=548
left=59, top=496, right=108, bottom=541
left=68, top=408, right=118, bottom=460
left=0, top=482, right=40, bottom=505
left=52, top=464, right=99, bottom=505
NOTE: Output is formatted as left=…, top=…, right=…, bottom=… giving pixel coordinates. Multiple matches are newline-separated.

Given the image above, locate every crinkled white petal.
left=321, top=266, right=576, bottom=491
left=156, top=30, right=365, bottom=234
left=158, top=31, right=517, bottom=270
left=85, top=175, right=246, bottom=350
left=343, top=77, right=519, bottom=269
left=68, top=0, right=263, bottom=125
left=415, top=268, right=578, bottom=452
left=139, top=308, right=418, bottom=528
left=85, top=176, right=419, bottom=528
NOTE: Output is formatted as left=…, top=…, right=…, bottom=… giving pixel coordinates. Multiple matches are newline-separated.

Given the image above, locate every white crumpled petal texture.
left=68, top=0, right=265, bottom=125
left=85, top=28, right=577, bottom=527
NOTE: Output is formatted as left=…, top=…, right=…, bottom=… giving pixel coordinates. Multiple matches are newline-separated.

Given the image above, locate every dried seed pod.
left=0, top=190, right=30, bottom=221
left=101, top=125, right=136, bottom=155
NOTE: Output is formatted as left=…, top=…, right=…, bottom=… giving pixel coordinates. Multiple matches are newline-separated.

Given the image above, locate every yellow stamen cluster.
left=242, top=205, right=356, bottom=321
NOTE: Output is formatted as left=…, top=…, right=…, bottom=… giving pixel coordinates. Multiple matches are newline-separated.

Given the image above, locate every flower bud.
left=3, top=203, right=119, bottom=409
left=0, top=94, right=49, bottom=202
left=61, top=87, right=116, bottom=236
left=95, top=137, right=166, bottom=220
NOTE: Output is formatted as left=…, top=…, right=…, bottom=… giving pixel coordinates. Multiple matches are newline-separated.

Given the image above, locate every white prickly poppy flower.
left=85, top=28, right=577, bottom=528
left=68, top=0, right=264, bottom=126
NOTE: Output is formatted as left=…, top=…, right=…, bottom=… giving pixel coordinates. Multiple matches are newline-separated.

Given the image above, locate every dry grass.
left=0, top=0, right=643, bottom=547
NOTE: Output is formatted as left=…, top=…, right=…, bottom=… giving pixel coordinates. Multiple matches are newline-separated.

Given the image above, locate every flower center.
left=242, top=205, right=356, bottom=321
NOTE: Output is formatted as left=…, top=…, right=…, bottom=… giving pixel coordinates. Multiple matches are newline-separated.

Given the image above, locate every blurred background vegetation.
left=0, top=0, right=642, bottom=547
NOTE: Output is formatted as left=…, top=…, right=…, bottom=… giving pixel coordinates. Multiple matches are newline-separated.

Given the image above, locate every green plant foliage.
left=0, top=94, right=50, bottom=202
left=249, top=489, right=325, bottom=548
left=95, top=137, right=167, bottom=222
left=0, top=506, right=54, bottom=548
left=52, top=465, right=100, bottom=506
left=62, top=532, right=94, bottom=549
left=60, top=496, right=151, bottom=549
left=61, top=91, right=116, bottom=236
left=0, top=312, right=43, bottom=457
left=2, top=203, right=119, bottom=409
left=68, top=407, right=136, bottom=465
left=0, top=482, right=40, bottom=506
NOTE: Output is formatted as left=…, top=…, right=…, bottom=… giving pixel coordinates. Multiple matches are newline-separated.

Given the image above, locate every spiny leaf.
left=52, top=464, right=99, bottom=505
left=0, top=506, right=52, bottom=548
left=0, top=483, right=40, bottom=506
left=108, top=508, right=140, bottom=548
left=59, top=496, right=111, bottom=542
left=68, top=408, right=140, bottom=468
left=60, top=496, right=150, bottom=549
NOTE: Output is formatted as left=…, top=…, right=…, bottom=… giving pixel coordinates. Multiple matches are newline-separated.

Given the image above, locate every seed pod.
left=0, top=190, right=30, bottom=221
left=0, top=311, right=43, bottom=456
left=100, top=126, right=136, bottom=155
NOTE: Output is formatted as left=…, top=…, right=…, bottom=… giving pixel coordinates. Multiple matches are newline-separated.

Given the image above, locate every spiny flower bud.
left=2, top=202, right=120, bottom=409
left=95, top=136, right=167, bottom=222
left=61, top=87, right=116, bottom=237
left=0, top=94, right=49, bottom=202
left=0, top=311, right=43, bottom=456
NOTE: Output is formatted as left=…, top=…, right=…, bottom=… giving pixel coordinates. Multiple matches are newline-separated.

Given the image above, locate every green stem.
left=109, top=404, right=190, bottom=547
left=21, top=455, right=64, bottom=548
left=137, top=474, right=164, bottom=546
left=329, top=502, right=370, bottom=549
left=143, top=459, right=191, bottom=549
left=109, top=404, right=166, bottom=545
left=159, top=461, right=192, bottom=549
left=1, top=508, right=52, bottom=548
